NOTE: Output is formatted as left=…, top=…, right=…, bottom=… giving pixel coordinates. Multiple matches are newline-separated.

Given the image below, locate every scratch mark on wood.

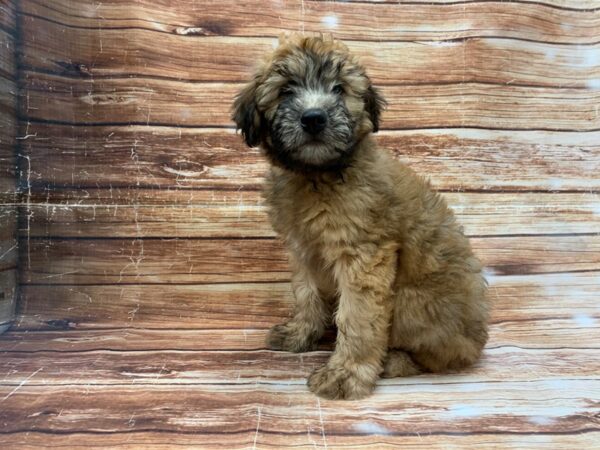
left=252, top=405, right=262, bottom=450
left=0, top=244, right=17, bottom=262
left=1, top=368, right=43, bottom=402
left=316, top=397, right=328, bottom=449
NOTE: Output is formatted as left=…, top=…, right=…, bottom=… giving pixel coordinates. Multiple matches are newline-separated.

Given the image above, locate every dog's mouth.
left=288, top=139, right=350, bottom=168
left=302, top=136, right=334, bottom=150
left=303, top=136, right=322, bottom=145
left=266, top=134, right=356, bottom=173
left=298, top=139, right=344, bottom=154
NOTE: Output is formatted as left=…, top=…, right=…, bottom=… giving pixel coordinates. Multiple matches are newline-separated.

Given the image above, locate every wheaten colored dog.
left=232, top=34, right=490, bottom=400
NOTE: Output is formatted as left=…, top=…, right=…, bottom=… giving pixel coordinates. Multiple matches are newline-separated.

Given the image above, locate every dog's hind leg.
left=382, top=350, right=421, bottom=378
left=411, top=332, right=486, bottom=373
left=267, top=258, right=330, bottom=353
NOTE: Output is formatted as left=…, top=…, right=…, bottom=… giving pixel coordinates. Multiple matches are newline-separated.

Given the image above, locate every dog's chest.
left=266, top=177, right=368, bottom=254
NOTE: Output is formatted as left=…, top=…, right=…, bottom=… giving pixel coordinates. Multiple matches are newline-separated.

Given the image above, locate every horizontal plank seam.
left=309, top=0, right=600, bottom=13
left=17, top=118, right=600, bottom=133
left=14, top=124, right=600, bottom=136
left=2, top=345, right=599, bottom=354
left=18, top=281, right=294, bottom=287
left=28, top=0, right=600, bottom=14
left=20, top=12, right=600, bottom=46
left=17, top=270, right=600, bottom=287
left=0, top=428, right=598, bottom=437
left=8, top=313, right=600, bottom=332
left=16, top=186, right=600, bottom=195
left=1, top=380, right=599, bottom=390
left=15, top=233, right=600, bottom=240
left=19, top=66, right=599, bottom=90
left=15, top=187, right=600, bottom=195
left=23, top=73, right=600, bottom=97
left=7, top=325, right=280, bottom=332
left=10, top=316, right=597, bottom=326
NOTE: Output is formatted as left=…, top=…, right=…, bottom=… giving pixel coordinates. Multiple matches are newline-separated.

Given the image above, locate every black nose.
left=301, top=108, right=328, bottom=134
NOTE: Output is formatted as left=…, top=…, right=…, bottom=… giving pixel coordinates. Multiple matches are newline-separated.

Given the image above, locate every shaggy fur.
left=232, top=34, right=490, bottom=400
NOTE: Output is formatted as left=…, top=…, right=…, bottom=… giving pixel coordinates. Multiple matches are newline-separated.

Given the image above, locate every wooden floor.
left=1, top=0, right=599, bottom=448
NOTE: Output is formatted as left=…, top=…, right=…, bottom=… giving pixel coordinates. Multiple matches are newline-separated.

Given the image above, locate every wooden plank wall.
left=0, top=0, right=18, bottom=332
left=1, top=0, right=599, bottom=448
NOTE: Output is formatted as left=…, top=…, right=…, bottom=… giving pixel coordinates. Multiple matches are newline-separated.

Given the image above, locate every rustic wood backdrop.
left=0, top=0, right=18, bottom=332
left=0, top=0, right=599, bottom=448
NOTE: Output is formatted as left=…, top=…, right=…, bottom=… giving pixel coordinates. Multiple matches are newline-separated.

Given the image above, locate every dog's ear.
left=232, top=77, right=263, bottom=147
left=364, top=84, right=387, bottom=133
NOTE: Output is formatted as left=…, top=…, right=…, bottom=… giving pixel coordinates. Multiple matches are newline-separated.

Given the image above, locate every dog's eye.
left=280, top=86, right=294, bottom=97
left=279, top=80, right=298, bottom=97
left=332, top=84, right=344, bottom=95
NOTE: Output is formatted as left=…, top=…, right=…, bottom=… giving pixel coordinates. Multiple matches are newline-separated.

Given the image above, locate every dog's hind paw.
left=266, top=322, right=318, bottom=353
left=382, top=350, right=421, bottom=378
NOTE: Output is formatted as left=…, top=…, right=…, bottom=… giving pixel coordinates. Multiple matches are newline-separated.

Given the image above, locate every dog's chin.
left=279, top=140, right=353, bottom=173
left=295, top=141, right=343, bottom=165
left=267, top=129, right=355, bottom=173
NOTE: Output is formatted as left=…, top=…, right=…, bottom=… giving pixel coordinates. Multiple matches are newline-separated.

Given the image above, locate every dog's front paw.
left=266, top=322, right=317, bottom=353
left=307, top=364, right=376, bottom=400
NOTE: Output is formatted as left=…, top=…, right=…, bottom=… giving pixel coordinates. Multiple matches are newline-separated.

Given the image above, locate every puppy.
left=232, top=34, right=490, bottom=400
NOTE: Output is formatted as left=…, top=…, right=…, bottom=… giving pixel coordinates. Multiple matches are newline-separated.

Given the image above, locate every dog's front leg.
left=267, top=260, right=328, bottom=353
left=308, top=245, right=396, bottom=400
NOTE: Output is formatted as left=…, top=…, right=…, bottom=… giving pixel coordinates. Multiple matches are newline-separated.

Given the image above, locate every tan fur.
left=233, top=34, right=490, bottom=400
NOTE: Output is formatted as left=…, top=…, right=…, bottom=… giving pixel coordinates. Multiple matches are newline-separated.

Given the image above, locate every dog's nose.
left=301, top=108, right=328, bottom=134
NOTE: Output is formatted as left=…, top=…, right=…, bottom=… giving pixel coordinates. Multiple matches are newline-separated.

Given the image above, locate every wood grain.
left=2, top=433, right=599, bottom=450
left=1, top=347, right=599, bottom=386
left=0, top=0, right=17, bottom=331
left=20, top=237, right=289, bottom=284
left=0, top=101, right=16, bottom=135
left=0, top=206, right=17, bottom=270
left=7, top=0, right=600, bottom=447
left=0, top=28, right=17, bottom=80
left=0, top=382, right=598, bottom=436
left=22, top=190, right=600, bottom=238
left=22, top=72, right=600, bottom=130
left=337, top=1, right=599, bottom=7
left=0, top=269, right=17, bottom=328
left=0, top=78, right=17, bottom=127
left=16, top=282, right=293, bottom=330
left=12, top=271, right=600, bottom=339
left=18, top=235, right=600, bottom=285
left=19, top=125, right=600, bottom=191
left=18, top=15, right=600, bottom=88
left=0, top=0, right=17, bottom=32
left=20, top=0, right=600, bottom=44
left=11, top=279, right=600, bottom=353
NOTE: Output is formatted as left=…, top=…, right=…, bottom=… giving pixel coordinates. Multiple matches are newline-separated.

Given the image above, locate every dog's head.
left=232, top=34, right=386, bottom=172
